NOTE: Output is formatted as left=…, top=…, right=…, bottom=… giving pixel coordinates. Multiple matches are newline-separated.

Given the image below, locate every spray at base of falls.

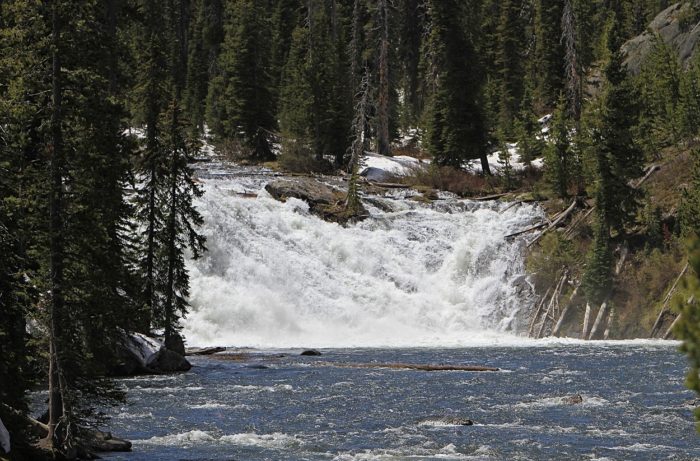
left=183, top=166, right=543, bottom=348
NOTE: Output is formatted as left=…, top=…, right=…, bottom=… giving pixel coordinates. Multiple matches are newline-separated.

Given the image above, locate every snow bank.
left=360, top=153, right=429, bottom=181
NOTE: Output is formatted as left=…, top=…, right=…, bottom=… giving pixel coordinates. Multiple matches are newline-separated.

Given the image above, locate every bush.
left=401, top=164, right=493, bottom=197
left=278, top=139, right=333, bottom=173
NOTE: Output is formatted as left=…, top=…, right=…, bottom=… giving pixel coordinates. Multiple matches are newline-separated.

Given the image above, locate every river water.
left=103, top=344, right=698, bottom=460
left=102, top=162, right=699, bottom=459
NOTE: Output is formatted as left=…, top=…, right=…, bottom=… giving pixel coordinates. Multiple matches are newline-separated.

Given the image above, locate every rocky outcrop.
left=265, top=178, right=368, bottom=224
left=111, top=331, right=191, bottom=376
left=623, top=2, right=700, bottom=74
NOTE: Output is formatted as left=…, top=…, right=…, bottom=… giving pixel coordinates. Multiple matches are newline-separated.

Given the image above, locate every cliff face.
left=623, top=2, right=700, bottom=74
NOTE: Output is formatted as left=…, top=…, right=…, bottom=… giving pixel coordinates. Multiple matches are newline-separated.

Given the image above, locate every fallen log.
left=603, top=308, right=615, bottom=340
left=634, top=164, right=660, bottom=188
left=582, top=303, right=592, bottom=339
left=650, top=263, right=689, bottom=338
left=588, top=301, right=609, bottom=340
left=552, top=285, right=580, bottom=337
left=505, top=222, right=547, bottom=239
left=664, top=314, right=682, bottom=340
left=474, top=192, right=509, bottom=201
left=369, top=182, right=411, bottom=189
left=327, top=362, right=499, bottom=372
left=186, top=346, right=227, bottom=356
left=563, top=206, right=595, bottom=238
left=528, top=287, right=552, bottom=337
left=537, top=270, right=567, bottom=339
left=528, top=200, right=578, bottom=248
left=499, top=201, right=522, bottom=214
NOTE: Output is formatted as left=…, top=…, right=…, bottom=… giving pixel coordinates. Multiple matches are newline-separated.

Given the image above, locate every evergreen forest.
left=4, top=0, right=700, bottom=459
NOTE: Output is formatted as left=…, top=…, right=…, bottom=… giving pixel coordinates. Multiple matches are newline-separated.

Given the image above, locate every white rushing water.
left=183, top=165, right=544, bottom=348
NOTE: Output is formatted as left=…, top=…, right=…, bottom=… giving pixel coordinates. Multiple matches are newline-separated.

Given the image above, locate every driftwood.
left=603, top=308, right=615, bottom=340
left=536, top=270, right=568, bottom=338
left=527, top=200, right=578, bottom=248
left=664, top=314, right=682, bottom=339
left=552, top=285, right=579, bottom=337
left=588, top=301, right=609, bottom=340
left=650, top=262, right=689, bottom=338
left=588, top=244, right=628, bottom=340
left=528, top=287, right=552, bottom=337
left=582, top=303, right=592, bottom=338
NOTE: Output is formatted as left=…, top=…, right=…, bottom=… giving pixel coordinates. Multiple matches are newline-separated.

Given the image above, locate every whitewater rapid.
left=182, top=164, right=544, bottom=348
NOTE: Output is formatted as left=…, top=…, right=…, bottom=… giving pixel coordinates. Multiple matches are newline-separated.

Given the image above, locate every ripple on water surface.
left=98, top=345, right=700, bottom=461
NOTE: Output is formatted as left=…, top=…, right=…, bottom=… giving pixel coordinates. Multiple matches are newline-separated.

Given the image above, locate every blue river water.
left=102, top=343, right=700, bottom=460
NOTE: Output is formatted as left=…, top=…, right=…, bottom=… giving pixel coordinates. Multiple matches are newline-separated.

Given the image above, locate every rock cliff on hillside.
left=623, top=2, right=700, bottom=74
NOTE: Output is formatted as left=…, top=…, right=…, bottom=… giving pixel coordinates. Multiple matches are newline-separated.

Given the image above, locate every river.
left=103, top=162, right=698, bottom=460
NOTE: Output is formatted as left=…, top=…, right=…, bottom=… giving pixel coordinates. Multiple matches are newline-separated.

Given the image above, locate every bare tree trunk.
left=47, top=0, right=67, bottom=449
left=561, top=0, right=581, bottom=123
left=480, top=155, right=491, bottom=175
left=377, top=0, right=391, bottom=157
left=346, top=70, right=371, bottom=213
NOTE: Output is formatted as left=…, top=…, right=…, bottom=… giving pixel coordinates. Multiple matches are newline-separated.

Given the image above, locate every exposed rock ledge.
left=623, top=2, right=700, bottom=74
left=264, top=178, right=368, bottom=224
left=111, top=331, right=191, bottom=376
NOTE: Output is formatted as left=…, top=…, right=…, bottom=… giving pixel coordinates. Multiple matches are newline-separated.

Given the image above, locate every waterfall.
left=183, top=164, right=543, bottom=348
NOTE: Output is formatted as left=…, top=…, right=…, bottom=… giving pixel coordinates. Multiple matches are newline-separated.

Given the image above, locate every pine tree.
left=533, top=0, right=564, bottom=109
left=514, top=83, right=544, bottom=167
left=590, top=19, right=644, bottom=233
left=396, top=0, right=424, bottom=128
left=376, top=0, right=391, bottom=156
left=278, top=0, right=352, bottom=169
left=675, top=234, right=700, bottom=429
left=136, top=0, right=207, bottom=343
left=208, top=0, right=276, bottom=160
left=424, top=0, right=489, bottom=173
left=583, top=215, right=614, bottom=304
left=545, top=96, right=572, bottom=198
left=495, top=0, right=526, bottom=136
left=158, top=97, right=206, bottom=344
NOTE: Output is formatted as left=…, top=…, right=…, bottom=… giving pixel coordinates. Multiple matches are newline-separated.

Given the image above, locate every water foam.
left=183, top=167, right=542, bottom=348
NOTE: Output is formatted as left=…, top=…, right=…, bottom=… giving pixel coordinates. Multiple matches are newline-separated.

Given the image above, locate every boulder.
left=623, top=3, right=700, bottom=75
left=81, top=430, right=132, bottom=453
left=561, top=394, right=584, bottom=405
left=300, top=349, right=322, bottom=356
left=265, top=178, right=338, bottom=209
left=111, top=331, right=191, bottom=376
left=165, top=332, right=186, bottom=356
left=265, top=178, right=368, bottom=224
left=153, top=349, right=192, bottom=373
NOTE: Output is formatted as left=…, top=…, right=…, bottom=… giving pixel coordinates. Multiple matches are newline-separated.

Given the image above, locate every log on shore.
left=323, top=362, right=499, bottom=372
left=185, top=346, right=227, bottom=356
left=474, top=193, right=509, bottom=201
